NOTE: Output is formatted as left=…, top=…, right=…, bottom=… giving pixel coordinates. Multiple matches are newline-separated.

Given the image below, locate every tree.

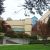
left=0, top=17, right=3, bottom=33
left=1, top=21, right=11, bottom=33
left=37, top=21, right=48, bottom=44
left=0, top=0, right=4, bottom=15
left=47, top=17, right=50, bottom=29
left=6, top=17, right=13, bottom=21
left=0, top=20, right=3, bottom=32
left=47, top=17, right=50, bottom=37
left=0, top=17, right=3, bottom=28
left=1, top=21, right=17, bottom=38
left=23, top=0, right=50, bottom=15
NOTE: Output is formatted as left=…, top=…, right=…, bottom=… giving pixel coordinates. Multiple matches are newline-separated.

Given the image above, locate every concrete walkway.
left=3, top=37, right=30, bottom=44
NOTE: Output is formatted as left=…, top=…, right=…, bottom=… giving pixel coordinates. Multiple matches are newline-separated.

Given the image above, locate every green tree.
left=23, top=0, right=49, bottom=15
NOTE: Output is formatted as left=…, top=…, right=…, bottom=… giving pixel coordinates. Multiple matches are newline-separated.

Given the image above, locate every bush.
left=0, top=28, right=3, bottom=32
left=29, top=36, right=37, bottom=44
left=15, top=33, right=31, bottom=38
left=5, top=31, right=17, bottom=38
left=5, top=31, right=24, bottom=38
left=0, top=32, right=4, bottom=39
left=0, top=35, right=4, bottom=39
left=30, top=36, right=37, bottom=40
left=5, top=31, right=31, bottom=38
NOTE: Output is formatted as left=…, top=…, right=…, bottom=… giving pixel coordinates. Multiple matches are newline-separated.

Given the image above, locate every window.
left=12, top=28, right=25, bottom=32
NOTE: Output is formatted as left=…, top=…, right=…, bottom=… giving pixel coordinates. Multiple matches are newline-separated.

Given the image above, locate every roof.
left=39, top=10, right=50, bottom=21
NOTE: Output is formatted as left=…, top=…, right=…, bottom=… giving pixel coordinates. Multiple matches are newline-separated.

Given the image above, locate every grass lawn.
left=0, top=44, right=50, bottom=50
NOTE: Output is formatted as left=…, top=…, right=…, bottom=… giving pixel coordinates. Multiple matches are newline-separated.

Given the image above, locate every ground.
left=0, top=44, right=50, bottom=50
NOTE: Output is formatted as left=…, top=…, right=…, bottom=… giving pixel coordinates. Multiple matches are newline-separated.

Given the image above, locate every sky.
left=1, top=0, right=48, bottom=20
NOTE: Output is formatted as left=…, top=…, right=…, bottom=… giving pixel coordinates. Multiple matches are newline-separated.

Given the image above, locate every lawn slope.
left=0, top=44, right=50, bottom=50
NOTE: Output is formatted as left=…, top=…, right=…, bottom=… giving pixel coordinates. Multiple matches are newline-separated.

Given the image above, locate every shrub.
left=0, top=35, right=4, bottom=39
left=0, top=33, right=4, bottom=39
left=5, top=31, right=31, bottom=38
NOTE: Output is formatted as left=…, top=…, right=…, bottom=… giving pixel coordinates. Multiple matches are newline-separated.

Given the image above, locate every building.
left=32, top=16, right=38, bottom=26
left=6, top=18, right=32, bottom=35
left=5, top=16, right=38, bottom=36
left=39, top=10, right=50, bottom=23
left=25, top=18, right=32, bottom=35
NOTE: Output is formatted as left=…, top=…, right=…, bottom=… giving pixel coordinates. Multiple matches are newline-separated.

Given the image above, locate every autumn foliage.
left=32, top=17, right=50, bottom=42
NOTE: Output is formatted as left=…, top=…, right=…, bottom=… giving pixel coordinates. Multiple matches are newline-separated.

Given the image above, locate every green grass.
left=0, top=44, right=50, bottom=50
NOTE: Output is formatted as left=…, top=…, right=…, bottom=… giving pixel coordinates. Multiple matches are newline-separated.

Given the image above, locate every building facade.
left=6, top=18, right=32, bottom=35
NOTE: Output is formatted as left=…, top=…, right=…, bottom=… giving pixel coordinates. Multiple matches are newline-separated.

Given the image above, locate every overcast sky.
left=1, top=0, right=48, bottom=20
